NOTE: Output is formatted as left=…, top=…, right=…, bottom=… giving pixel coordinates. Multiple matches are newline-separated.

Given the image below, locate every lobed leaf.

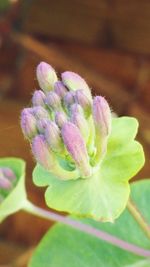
left=33, top=117, right=145, bottom=221
left=29, top=179, right=150, bottom=267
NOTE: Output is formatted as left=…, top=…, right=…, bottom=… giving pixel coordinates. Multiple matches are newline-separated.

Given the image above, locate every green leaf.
left=0, top=157, right=26, bottom=222
left=29, top=179, right=150, bottom=267
left=33, top=117, right=145, bottom=221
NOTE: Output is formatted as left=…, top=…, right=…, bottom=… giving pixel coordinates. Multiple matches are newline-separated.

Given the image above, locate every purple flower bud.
left=64, top=91, right=75, bottom=108
left=32, top=90, right=46, bottom=106
left=75, top=89, right=92, bottom=116
left=32, top=106, right=50, bottom=120
left=32, top=135, right=56, bottom=170
left=2, top=167, right=16, bottom=181
left=45, top=121, right=63, bottom=152
left=55, top=112, right=67, bottom=128
left=61, top=122, right=91, bottom=177
left=45, top=91, right=62, bottom=111
left=0, top=170, right=12, bottom=190
left=61, top=71, right=91, bottom=98
left=37, top=118, right=50, bottom=133
left=54, top=81, right=67, bottom=98
left=93, top=96, right=111, bottom=136
left=36, top=62, right=58, bottom=92
left=21, top=107, right=33, bottom=115
left=70, top=103, right=82, bottom=114
left=70, top=104, right=89, bottom=142
left=21, top=109, right=37, bottom=139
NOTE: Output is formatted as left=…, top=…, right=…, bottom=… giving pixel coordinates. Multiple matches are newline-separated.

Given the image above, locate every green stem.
left=22, top=199, right=150, bottom=258
left=127, top=199, right=150, bottom=239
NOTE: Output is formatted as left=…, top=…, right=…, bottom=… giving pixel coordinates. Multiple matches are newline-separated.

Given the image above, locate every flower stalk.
left=23, top=199, right=150, bottom=258
left=127, top=198, right=150, bottom=240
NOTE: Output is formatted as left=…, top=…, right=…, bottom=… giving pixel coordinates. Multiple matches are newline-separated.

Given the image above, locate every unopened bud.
left=0, top=170, right=12, bottom=190
left=92, top=96, right=111, bottom=164
left=55, top=112, right=67, bottom=128
left=45, top=92, right=62, bottom=111
left=37, top=118, right=50, bottom=133
left=32, top=135, right=56, bottom=170
left=32, top=106, right=50, bottom=120
left=75, top=89, right=92, bottom=116
left=70, top=104, right=89, bottom=142
left=21, top=107, right=33, bottom=115
left=32, top=90, right=46, bottom=106
left=2, top=167, right=16, bottom=181
left=93, top=96, right=111, bottom=136
left=70, top=103, right=82, bottom=114
left=45, top=121, right=63, bottom=152
left=64, top=91, right=75, bottom=108
left=54, top=81, right=67, bottom=98
left=61, top=122, right=91, bottom=178
left=61, top=71, right=91, bottom=98
left=21, top=109, right=37, bottom=139
left=36, top=62, right=58, bottom=92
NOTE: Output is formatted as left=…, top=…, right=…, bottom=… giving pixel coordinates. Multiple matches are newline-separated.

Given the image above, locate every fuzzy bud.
left=45, top=91, right=62, bottom=111
left=45, top=121, right=63, bottom=152
left=2, top=167, right=16, bottom=181
left=32, top=135, right=56, bottom=170
left=55, top=112, right=67, bottom=128
left=32, top=90, right=46, bottom=106
left=21, top=109, right=37, bottom=139
left=32, top=106, right=50, bottom=120
left=36, top=62, right=58, bottom=92
left=61, top=122, right=91, bottom=177
left=93, top=96, right=111, bottom=136
left=0, top=169, right=12, bottom=190
left=64, top=91, right=75, bottom=108
left=37, top=118, right=50, bottom=133
left=75, top=89, right=92, bottom=116
left=61, top=71, right=91, bottom=98
left=70, top=104, right=89, bottom=142
left=54, top=81, right=67, bottom=98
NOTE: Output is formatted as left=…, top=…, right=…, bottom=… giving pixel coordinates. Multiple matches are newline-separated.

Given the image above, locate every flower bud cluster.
left=21, top=62, right=112, bottom=180
left=0, top=167, right=17, bottom=203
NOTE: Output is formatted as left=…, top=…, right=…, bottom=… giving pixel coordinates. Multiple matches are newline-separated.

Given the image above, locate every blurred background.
left=0, top=0, right=150, bottom=265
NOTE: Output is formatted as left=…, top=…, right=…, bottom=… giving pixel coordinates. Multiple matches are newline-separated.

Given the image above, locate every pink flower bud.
left=45, top=92, right=62, bottom=110
left=61, top=122, right=91, bottom=177
left=61, top=71, right=91, bottom=98
left=32, top=90, right=46, bottom=106
left=64, top=91, right=75, bottom=108
left=54, top=81, right=67, bottom=98
left=32, top=106, right=50, bottom=120
left=2, top=167, right=16, bottom=181
left=70, top=103, right=82, bottom=114
left=21, top=109, right=37, bottom=139
left=75, top=89, right=92, bottom=116
left=21, top=107, right=33, bottom=115
left=93, top=96, right=111, bottom=136
left=37, top=118, right=50, bottom=133
left=0, top=170, right=12, bottom=190
left=45, top=121, right=63, bottom=152
left=70, top=104, right=89, bottom=142
left=32, top=135, right=56, bottom=170
left=55, top=112, right=67, bottom=128
left=36, top=62, right=57, bottom=92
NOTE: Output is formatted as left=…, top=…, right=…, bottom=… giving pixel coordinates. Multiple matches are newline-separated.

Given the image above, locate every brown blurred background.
left=0, top=0, right=150, bottom=265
